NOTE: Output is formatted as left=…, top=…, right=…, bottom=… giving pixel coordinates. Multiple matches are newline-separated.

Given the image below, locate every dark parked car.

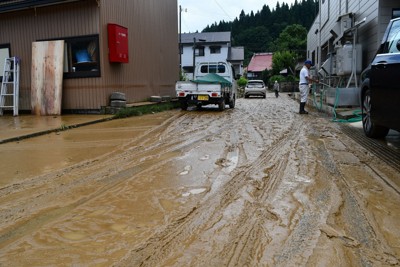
left=360, top=17, right=400, bottom=138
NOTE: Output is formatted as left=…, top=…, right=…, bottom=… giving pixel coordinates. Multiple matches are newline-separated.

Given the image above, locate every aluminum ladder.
left=0, top=57, right=19, bottom=116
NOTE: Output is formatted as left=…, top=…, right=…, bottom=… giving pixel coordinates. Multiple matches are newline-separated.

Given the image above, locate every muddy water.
left=0, top=95, right=399, bottom=266
left=0, top=115, right=166, bottom=186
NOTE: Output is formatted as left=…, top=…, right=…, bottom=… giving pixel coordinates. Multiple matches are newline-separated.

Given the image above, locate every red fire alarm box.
left=108, top=23, right=129, bottom=63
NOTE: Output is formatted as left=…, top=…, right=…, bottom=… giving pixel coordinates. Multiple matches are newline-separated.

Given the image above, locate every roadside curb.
left=0, top=100, right=179, bottom=145
left=0, top=117, right=114, bottom=145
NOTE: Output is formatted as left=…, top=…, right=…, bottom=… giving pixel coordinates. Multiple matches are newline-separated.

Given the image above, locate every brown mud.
left=0, top=95, right=399, bottom=266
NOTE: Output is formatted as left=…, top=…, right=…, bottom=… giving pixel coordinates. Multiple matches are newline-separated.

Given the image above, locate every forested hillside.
left=203, top=0, right=318, bottom=64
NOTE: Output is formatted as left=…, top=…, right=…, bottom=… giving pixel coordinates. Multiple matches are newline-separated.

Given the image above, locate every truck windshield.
left=200, top=64, right=226, bottom=74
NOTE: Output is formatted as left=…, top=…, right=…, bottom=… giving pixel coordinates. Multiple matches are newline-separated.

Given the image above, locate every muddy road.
left=1, top=94, right=399, bottom=266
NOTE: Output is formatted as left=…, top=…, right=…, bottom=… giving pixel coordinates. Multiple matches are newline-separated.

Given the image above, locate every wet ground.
left=0, top=94, right=399, bottom=266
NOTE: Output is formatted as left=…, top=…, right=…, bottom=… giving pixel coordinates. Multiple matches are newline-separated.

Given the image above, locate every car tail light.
left=211, top=92, right=219, bottom=97
left=178, top=92, right=185, bottom=97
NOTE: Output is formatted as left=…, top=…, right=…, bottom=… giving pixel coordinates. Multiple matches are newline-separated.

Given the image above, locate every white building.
left=179, top=32, right=244, bottom=79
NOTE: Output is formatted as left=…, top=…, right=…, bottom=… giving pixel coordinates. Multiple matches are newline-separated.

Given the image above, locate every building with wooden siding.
left=0, top=0, right=179, bottom=113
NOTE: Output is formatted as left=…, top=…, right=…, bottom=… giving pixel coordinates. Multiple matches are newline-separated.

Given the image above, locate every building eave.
left=0, top=0, right=84, bottom=13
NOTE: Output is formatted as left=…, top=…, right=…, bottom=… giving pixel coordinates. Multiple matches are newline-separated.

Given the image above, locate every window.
left=385, top=19, right=400, bottom=54
left=63, top=35, right=100, bottom=78
left=210, top=46, right=221, bottom=54
left=0, top=44, right=11, bottom=81
left=200, top=64, right=226, bottom=73
left=195, top=46, right=205, bottom=57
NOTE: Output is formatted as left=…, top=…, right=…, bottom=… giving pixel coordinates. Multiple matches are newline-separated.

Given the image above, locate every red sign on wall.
left=107, top=23, right=129, bottom=63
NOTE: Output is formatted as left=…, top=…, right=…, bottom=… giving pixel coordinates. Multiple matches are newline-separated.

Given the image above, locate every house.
left=0, top=0, right=179, bottom=114
left=307, top=0, right=400, bottom=75
left=246, top=53, right=273, bottom=80
left=179, top=32, right=244, bottom=79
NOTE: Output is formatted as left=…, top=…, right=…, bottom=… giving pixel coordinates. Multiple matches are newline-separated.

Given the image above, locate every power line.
left=213, top=0, right=232, bottom=20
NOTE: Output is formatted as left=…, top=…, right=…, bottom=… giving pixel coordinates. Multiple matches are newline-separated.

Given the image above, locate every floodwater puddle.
left=0, top=113, right=175, bottom=187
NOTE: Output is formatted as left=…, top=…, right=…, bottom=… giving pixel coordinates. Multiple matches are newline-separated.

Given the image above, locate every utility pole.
left=179, top=5, right=182, bottom=73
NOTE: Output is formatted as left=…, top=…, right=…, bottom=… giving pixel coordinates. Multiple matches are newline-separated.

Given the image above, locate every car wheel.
left=362, top=89, right=389, bottom=138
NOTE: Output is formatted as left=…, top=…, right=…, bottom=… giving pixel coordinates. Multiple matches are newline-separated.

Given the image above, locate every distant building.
left=246, top=53, right=273, bottom=80
left=179, top=32, right=244, bottom=79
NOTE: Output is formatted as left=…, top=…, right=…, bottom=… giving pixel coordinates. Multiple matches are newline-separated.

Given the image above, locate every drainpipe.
left=318, top=0, right=322, bottom=69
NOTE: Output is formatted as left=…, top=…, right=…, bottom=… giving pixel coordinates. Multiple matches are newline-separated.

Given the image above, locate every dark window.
left=63, top=35, right=100, bottom=78
left=210, top=46, right=221, bottom=54
left=195, top=46, right=205, bottom=57
left=0, top=44, right=11, bottom=81
left=183, top=66, right=194, bottom=73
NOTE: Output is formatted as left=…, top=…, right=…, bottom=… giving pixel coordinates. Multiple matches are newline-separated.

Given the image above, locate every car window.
left=247, top=81, right=264, bottom=87
left=384, top=19, right=400, bottom=53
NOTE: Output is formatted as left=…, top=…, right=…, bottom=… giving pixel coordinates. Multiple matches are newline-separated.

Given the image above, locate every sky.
left=178, top=0, right=297, bottom=33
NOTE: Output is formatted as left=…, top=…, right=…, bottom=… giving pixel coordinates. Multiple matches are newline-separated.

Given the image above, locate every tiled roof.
left=180, top=32, right=231, bottom=44
left=229, top=46, right=244, bottom=61
left=247, top=53, right=273, bottom=72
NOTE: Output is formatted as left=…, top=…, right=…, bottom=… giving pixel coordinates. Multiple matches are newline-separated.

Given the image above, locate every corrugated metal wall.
left=0, top=0, right=179, bottom=111
left=99, top=0, right=179, bottom=106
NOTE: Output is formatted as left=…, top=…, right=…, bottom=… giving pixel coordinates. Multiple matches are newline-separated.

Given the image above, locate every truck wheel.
left=218, top=99, right=225, bottom=111
left=181, top=102, right=188, bottom=111
left=229, top=95, right=236, bottom=108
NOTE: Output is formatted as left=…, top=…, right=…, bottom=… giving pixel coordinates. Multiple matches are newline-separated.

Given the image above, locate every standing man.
left=273, top=80, right=280, bottom=98
left=299, top=60, right=318, bottom=114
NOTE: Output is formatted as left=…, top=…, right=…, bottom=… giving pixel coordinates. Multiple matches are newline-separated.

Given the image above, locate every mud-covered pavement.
left=1, top=94, right=399, bottom=266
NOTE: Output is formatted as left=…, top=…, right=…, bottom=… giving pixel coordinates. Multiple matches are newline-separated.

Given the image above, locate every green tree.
left=274, top=24, right=307, bottom=57
left=203, top=0, right=318, bottom=67
left=235, top=26, right=271, bottom=54
left=271, top=51, right=297, bottom=76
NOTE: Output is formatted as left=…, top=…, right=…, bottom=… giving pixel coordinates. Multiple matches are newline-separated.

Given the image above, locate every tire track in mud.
left=0, top=103, right=271, bottom=253
left=119, top=109, right=399, bottom=266
left=117, top=103, right=305, bottom=266
left=307, top=123, right=400, bottom=266
left=2, top=97, right=399, bottom=265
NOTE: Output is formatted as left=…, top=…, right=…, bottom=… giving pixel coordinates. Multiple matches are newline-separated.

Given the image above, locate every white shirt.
left=299, top=66, right=309, bottom=84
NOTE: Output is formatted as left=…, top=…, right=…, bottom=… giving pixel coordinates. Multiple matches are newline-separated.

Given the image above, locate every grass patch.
left=113, top=101, right=180, bottom=118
